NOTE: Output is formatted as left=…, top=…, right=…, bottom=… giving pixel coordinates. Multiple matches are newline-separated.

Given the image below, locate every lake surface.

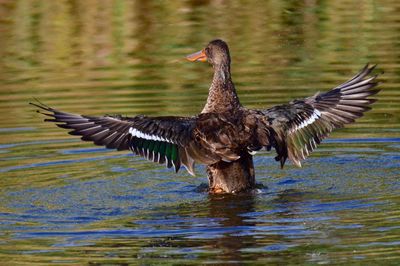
left=1, top=1, right=399, bottom=264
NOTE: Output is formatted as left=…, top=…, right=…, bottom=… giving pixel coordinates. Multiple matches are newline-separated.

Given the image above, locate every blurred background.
left=0, top=0, right=399, bottom=264
left=1, top=0, right=399, bottom=136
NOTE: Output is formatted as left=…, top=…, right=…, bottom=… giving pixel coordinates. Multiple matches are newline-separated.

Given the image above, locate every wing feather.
left=31, top=101, right=197, bottom=174
left=263, top=64, right=380, bottom=167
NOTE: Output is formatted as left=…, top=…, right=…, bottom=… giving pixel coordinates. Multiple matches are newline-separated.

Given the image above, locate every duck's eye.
left=205, top=47, right=210, bottom=54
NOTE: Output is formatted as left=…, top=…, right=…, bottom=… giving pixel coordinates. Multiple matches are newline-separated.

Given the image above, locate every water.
left=1, top=1, right=400, bottom=264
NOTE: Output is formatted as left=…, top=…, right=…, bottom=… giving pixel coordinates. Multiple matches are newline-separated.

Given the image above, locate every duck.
left=31, top=39, right=380, bottom=194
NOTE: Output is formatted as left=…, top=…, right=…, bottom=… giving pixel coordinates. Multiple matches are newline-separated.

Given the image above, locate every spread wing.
left=31, top=101, right=200, bottom=174
left=262, top=64, right=380, bottom=167
left=31, top=102, right=243, bottom=175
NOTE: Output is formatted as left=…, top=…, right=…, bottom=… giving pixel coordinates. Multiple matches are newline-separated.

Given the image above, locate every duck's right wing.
left=261, top=64, right=380, bottom=168
left=31, top=102, right=240, bottom=175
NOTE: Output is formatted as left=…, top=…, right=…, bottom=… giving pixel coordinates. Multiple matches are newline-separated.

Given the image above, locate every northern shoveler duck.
left=32, top=39, right=380, bottom=193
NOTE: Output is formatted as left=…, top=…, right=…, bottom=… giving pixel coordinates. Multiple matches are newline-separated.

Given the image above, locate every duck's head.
left=186, top=39, right=231, bottom=68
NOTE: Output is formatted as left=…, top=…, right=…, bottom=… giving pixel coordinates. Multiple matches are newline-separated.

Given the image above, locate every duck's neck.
left=202, top=63, right=241, bottom=113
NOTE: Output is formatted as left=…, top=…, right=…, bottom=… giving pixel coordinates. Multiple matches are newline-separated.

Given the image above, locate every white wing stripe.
left=128, top=127, right=173, bottom=143
left=291, top=109, right=321, bottom=133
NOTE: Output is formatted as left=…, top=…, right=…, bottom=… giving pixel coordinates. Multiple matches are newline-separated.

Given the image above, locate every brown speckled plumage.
left=32, top=39, right=381, bottom=193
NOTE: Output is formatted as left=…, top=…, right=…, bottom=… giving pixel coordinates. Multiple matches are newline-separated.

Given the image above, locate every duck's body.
left=32, top=40, right=380, bottom=193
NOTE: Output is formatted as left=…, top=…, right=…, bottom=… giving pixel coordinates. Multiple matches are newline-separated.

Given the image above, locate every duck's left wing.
left=261, top=64, right=380, bottom=168
left=31, top=101, right=197, bottom=174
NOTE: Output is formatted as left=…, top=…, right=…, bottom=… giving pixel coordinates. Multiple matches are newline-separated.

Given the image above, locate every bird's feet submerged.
left=206, top=152, right=256, bottom=193
left=208, top=186, right=226, bottom=194
left=206, top=183, right=267, bottom=194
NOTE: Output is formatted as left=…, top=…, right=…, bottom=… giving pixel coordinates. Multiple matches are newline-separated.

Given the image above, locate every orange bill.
left=186, top=49, right=207, bottom=62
